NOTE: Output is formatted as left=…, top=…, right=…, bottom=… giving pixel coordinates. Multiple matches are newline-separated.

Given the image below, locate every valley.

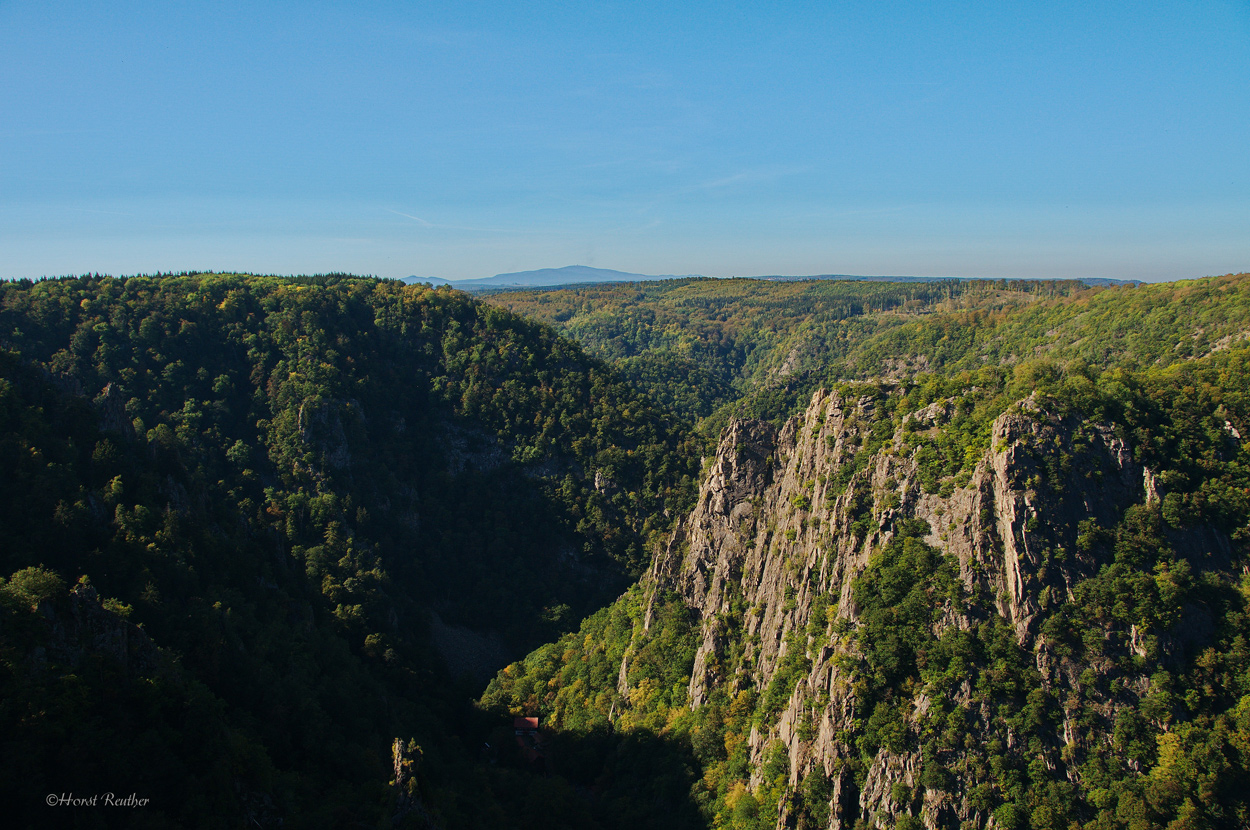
left=1, top=272, right=1248, bottom=829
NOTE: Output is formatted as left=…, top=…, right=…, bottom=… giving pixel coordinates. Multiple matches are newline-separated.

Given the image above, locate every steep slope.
left=0, top=273, right=699, bottom=827
left=485, top=349, right=1250, bottom=830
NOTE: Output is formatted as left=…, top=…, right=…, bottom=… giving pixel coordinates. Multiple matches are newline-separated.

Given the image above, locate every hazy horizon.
left=3, top=1, right=1247, bottom=283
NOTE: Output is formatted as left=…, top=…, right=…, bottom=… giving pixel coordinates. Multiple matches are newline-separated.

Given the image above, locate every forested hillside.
left=485, top=275, right=1250, bottom=436
left=482, top=278, right=1083, bottom=427
left=483, top=274, right=1250, bottom=830
left=4, top=272, right=1250, bottom=829
left=0, top=273, right=698, bottom=827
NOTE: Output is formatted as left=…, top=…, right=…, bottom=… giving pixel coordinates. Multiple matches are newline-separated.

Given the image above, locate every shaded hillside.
left=0, top=273, right=699, bottom=827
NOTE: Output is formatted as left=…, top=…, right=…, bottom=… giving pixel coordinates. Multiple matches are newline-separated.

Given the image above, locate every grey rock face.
left=642, top=387, right=1176, bottom=829
left=39, top=583, right=159, bottom=674
left=94, top=382, right=137, bottom=440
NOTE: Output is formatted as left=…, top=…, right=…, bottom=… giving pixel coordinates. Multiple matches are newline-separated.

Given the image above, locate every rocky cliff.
left=636, top=385, right=1233, bottom=829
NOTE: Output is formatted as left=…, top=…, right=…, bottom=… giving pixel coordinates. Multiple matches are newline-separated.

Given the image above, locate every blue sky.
left=2, top=0, right=1247, bottom=281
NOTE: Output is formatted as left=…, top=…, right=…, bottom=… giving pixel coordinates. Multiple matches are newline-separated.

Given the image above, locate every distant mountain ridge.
left=404, top=267, right=1142, bottom=290
left=403, top=265, right=703, bottom=290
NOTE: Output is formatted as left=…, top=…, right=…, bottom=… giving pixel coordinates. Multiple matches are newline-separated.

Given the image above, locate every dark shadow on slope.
left=456, top=716, right=707, bottom=830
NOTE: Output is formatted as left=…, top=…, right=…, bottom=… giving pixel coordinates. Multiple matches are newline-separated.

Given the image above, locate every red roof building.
left=512, top=716, right=545, bottom=771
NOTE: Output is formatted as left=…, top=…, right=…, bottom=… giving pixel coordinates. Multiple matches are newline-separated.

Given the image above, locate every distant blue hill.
left=402, top=268, right=1141, bottom=291
left=404, top=265, right=704, bottom=291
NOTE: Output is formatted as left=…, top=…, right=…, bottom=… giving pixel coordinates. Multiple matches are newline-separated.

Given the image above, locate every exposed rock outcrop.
left=392, top=738, right=436, bottom=828
left=298, top=397, right=360, bottom=472
left=93, top=382, right=136, bottom=440
left=641, top=386, right=1209, bottom=829
left=37, top=582, right=160, bottom=674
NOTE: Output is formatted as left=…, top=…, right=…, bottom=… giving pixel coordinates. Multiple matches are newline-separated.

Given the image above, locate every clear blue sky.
left=2, top=0, right=1247, bottom=281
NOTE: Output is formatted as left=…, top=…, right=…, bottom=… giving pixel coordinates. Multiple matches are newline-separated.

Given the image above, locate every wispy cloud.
left=386, top=209, right=435, bottom=227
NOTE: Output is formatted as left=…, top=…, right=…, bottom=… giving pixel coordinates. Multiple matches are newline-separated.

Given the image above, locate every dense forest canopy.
left=485, top=275, right=1250, bottom=435
left=0, top=272, right=699, bottom=827
left=2, top=271, right=1249, bottom=829
left=484, top=277, right=1078, bottom=427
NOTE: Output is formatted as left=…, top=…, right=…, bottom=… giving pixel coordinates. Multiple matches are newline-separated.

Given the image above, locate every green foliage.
left=491, top=292, right=1250, bottom=829
left=853, top=530, right=959, bottom=696
left=5, top=270, right=1250, bottom=828
left=795, top=768, right=832, bottom=829
left=490, top=274, right=1250, bottom=438
left=756, top=632, right=812, bottom=728
left=0, top=273, right=700, bottom=827
left=479, top=587, right=704, bottom=827
left=487, top=277, right=1085, bottom=431
left=0, top=572, right=283, bottom=828
left=0, top=565, right=64, bottom=610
